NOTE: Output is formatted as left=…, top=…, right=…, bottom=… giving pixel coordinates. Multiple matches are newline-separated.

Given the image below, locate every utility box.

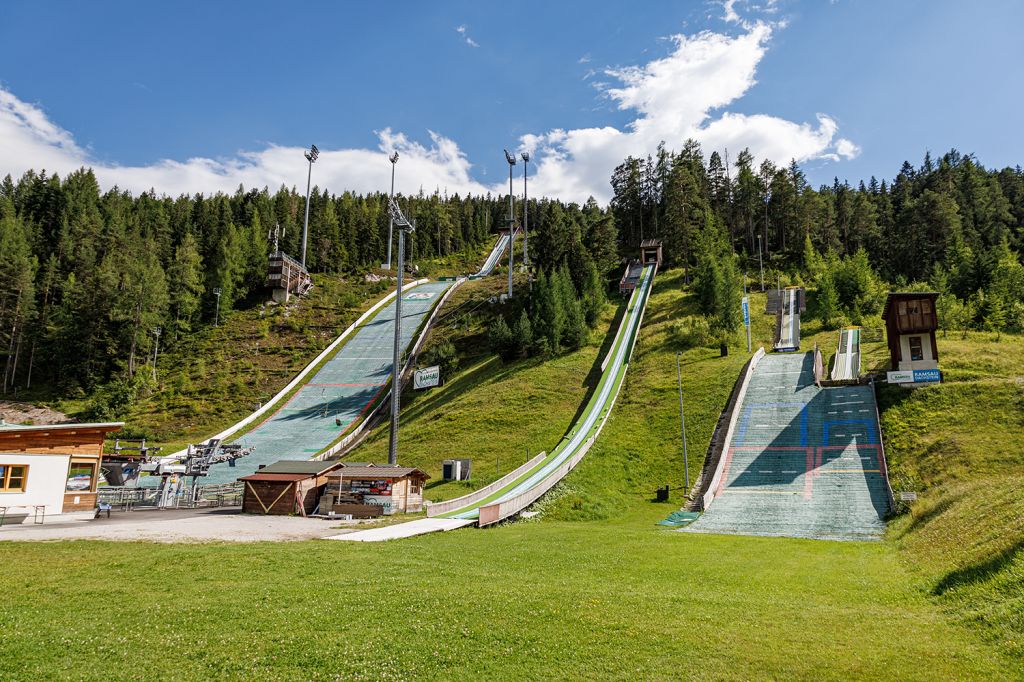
left=442, top=459, right=472, bottom=481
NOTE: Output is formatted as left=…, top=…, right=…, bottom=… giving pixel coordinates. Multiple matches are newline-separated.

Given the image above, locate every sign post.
left=741, top=296, right=751, bottom=353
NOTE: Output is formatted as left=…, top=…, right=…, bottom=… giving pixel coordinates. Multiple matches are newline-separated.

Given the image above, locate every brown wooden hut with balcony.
left=881, top=292, right=940, bottom=371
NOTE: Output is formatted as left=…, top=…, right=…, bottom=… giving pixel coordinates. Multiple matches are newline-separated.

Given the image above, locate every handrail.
left=701, top=347, right=765, bottom=511
left=425, top=452, right=547, bottom=517
left=167, top=278, right=429, bottom=459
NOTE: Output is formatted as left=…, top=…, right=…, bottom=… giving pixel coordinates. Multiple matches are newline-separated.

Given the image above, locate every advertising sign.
left=741, top=296, right=750, bottom=327
left=414, top=365, right=440, bottom=389
left=887, top=369, right=942, bottom=384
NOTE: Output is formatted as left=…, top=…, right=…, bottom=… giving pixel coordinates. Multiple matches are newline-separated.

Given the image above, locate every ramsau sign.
left=414, top=365, right=440, bottom=389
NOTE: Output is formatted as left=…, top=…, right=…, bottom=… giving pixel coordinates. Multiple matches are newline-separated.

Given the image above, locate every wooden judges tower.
left=267, top=250, right=312, bottom=303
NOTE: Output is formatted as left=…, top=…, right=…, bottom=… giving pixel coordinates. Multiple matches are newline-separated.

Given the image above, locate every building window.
left=67, top=462, right=97, bottom=492
left=0, top=464, right=28, bottom=492
left=909, top=336, right=924, bottom=361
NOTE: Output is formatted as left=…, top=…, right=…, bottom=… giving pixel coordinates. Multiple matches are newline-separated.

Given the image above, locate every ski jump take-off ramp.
left=774, top=286, right=801, bottom=352
left=197, top=235, right=514, bottom=484
left=332, top=263, right=657, bottom=541
left=831, top=327, right=861, bottom=381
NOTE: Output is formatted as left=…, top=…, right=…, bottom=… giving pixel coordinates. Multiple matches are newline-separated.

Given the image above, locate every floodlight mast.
left=385, top=151, right=400, bottom=269
left=521, top=151, right=530, bottom=268
left=504, top=149, right=516, bottom=298
left=301, top=144, right=319, bottom=268
left=387, top=197, right=414, bottom=466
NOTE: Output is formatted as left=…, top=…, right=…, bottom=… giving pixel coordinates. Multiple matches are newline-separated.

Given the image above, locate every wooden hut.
left=881, top=292, right=940, bottom=381
left=240, top=460, right=345, bottom=516
left=324, top=465, right=430, bottom=516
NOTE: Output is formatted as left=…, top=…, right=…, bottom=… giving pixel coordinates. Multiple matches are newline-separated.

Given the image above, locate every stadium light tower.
left=504, top=149, right=516, bottom=298
left=387, top=197, right=415, bottom=466
left=301, top=144, right=319, bottom=268
left=520, top=151, right=530, bottom=268
left=384, top=151, right=399, bottom=270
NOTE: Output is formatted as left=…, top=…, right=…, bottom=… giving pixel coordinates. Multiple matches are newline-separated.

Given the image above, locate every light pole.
left=301, top=144, right=319, bottom=268
left=151, top=327, right=162, bottom=382
left=676, top=352, right=690, bottom=491
left=757, top=234, right=765, bottom=292
left=385, top=151, right=399, bottom=269
left=213, top=288, right=222, bottom=328
left=387, top=198, right=415, bottom=466
left=520, top=151, right=530, bottom=268
left=504, top=149, right=516, bottom=298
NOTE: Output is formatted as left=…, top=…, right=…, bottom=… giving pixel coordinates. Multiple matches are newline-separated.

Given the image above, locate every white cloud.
left=0, top=91, right=490, bottom=198
left=520, top=22, right=856, bottom=202
left=0, top=20, right=857, bottom=205
left=455, top=24, right=479, bottom=48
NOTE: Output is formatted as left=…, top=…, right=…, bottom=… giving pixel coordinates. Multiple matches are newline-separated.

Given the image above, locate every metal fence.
left=98, top=482, right=242, bottom=510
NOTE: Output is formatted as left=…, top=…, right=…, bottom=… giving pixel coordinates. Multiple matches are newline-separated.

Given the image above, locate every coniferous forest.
left=2, top=141, right=1023, bottom=400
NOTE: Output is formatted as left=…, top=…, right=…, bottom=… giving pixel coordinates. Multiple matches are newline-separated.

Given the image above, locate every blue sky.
left=1, top=0, right=1022, bottom=202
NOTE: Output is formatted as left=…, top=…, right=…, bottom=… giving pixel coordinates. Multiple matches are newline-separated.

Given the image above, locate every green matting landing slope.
left=687, top=352, right=889, bottom=541
left=202, top=280, right=454, bottom=484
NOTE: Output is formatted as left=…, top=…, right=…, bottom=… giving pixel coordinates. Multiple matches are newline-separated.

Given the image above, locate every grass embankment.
left=877, top=331, right=1024, bottom=660
left=349, top=269, right=613, bottom=501
left=109, top=274, right=392, bottom=452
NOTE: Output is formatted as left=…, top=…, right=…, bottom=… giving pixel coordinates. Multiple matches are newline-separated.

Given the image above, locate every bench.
left=0, top=505, right=46, bottom=526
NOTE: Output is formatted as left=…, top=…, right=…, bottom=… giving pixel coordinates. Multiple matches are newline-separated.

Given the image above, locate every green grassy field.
left=1, top=267, right=1021, bottom=680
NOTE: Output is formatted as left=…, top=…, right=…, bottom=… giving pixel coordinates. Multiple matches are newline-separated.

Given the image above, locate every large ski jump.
left=203, top=279, right=455, bottom=484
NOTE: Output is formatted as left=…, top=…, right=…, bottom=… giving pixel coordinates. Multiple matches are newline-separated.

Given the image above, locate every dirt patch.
left=0, top=400, right=69, bottom=426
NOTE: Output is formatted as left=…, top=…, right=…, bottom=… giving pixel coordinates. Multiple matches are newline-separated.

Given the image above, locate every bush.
left=668, top=315, right=715, bottom=350
left=488, top=317, right=514, bottom=360
left=420, top=338, right=459, bottom=378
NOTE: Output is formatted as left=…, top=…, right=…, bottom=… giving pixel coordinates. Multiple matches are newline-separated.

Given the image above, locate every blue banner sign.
left=741, top=296, right=750, bottom=326
left=913, top=368, right=941, bottom=383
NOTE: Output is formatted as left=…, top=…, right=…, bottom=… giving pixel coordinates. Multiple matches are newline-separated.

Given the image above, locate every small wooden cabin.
left=240, top=460, right=345, bottom=516
left=325, top=465, right=430, bottom=515
left=881, top=292, right=939, bottom=371
left=640, top=238, right=663, bottom=268
left=0, top=421, right=123, bottom=525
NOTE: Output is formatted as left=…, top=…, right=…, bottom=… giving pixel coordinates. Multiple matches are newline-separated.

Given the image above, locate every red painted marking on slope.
left=804, top=447, right=815, bottom=499
left=717, top=447, right=737, bottom=496
left=728, top=445, right=808, bottom=452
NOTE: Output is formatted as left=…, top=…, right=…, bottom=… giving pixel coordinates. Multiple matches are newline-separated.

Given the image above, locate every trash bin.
left=656, top=485, right=669, bottom=502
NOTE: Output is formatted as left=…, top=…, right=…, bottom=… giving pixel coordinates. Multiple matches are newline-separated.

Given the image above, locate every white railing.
left=425, top=453, right=547, bottom=517
left=701, top=347, right=765, bottom=511
left=167, top=278, right=429, bottom=459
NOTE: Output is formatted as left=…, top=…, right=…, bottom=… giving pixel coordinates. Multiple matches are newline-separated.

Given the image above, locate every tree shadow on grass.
left=931, top=538, right=1024, bottom=596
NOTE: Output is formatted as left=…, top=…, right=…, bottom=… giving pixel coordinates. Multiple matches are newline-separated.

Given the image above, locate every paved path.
left=0, top=508, right=360, bottom=543
left=203, top=280, right=454, bottom=483
left=687, top=353, right=889, bottom=541
left=326, top=517, right=473, bottom=542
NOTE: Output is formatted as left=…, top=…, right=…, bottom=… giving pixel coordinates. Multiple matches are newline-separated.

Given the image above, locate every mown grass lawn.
left=0, top=516, right=1014, bottom=681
